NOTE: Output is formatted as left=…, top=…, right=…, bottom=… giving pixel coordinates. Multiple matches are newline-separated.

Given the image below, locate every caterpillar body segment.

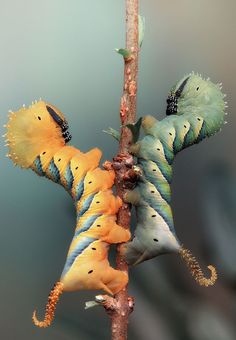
left=124, top=190, right=180, bottom=265
left=5, top=101, right=130, bottom=327
left=60, top=239, right=127, bottom=294
left=74, top=214, right=130, bottom=244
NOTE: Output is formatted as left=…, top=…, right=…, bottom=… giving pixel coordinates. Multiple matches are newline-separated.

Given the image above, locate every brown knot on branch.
left=113, top=154, right=140, bottom=190
left=90, top=294, right=134, bottom=319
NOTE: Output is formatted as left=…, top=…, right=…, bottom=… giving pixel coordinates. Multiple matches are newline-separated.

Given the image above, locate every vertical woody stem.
left=111, top=1, right=139, bottom=339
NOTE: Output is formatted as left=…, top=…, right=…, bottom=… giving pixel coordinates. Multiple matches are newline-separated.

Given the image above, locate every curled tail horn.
left=32, top=282, right=64, bottom=328
left=179, top=247, right=217, bottom=287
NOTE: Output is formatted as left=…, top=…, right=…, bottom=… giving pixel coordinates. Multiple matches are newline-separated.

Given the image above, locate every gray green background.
left=0, top=1, right=235, bottom=339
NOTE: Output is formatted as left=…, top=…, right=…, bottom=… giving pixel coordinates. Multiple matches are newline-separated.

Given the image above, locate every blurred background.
left=0, top=0, right=235, bottom=339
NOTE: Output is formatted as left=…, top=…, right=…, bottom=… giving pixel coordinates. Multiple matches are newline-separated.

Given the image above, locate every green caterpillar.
left=124, top=73, right=226, bottom=286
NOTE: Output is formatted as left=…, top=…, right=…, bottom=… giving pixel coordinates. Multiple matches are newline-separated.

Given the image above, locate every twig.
left=101, top=1, right=139, bottom=339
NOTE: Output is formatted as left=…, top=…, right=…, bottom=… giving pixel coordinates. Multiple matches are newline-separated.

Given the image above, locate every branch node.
left=94, top=295, right=118, bottom=318
left=102, top=160, right=114, bottom=171
left=128, top=296, right=135, bottom=313
left=115, top=48, right=134, bottom=62
left=123, top=167, right=141, bottom=187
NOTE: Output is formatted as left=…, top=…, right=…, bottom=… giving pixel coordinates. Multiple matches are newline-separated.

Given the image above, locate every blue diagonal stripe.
left=74, top=214, right=101, bottom=238
left=48, top=159, right=60, bottom=183
left=64, top=164, right=74, bottom=190
left=61, top=236, right=97, bottom=278
left=161, top=141, right=174, bottom=165
left=75, top=178, right=84, bottom=201
left=136, top=180, right=175, bottom=234
left=34, top=156, right=45, bottom=176
left=77, top=193, right=96, bottom=217
left=195, top=120, right=207, bottom=143
left=139, top=160, right=171, bottom=204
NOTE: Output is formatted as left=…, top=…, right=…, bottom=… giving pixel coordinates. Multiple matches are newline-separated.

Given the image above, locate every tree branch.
left=102, top=1, right=139, bottom=339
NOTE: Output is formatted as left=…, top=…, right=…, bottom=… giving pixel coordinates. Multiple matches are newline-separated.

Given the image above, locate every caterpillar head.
left=166, top=73, right=225, bottom=116
left=5, top=101, right=72, bottom=168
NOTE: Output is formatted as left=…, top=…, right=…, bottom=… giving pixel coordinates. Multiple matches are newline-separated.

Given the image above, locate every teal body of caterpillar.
left=125, top=73, right=226, bottom=266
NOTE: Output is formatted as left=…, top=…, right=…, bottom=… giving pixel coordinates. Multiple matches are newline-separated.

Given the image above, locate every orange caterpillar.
left=5, top=101, right=130, bottom=327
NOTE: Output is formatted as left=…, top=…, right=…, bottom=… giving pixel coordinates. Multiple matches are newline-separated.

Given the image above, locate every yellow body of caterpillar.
left=5, top=101, right=130, bottom=327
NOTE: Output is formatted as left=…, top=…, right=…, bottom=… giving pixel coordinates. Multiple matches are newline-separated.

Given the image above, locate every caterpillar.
left=124, top=73, right=226, bottom=286
left=4, top=101, right=130, bottom=327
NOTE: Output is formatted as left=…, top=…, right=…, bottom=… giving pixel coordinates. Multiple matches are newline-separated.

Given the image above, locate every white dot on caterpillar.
left=225, top=112, right=228, bottom=115
left=224, top=121, right=228, bottom=124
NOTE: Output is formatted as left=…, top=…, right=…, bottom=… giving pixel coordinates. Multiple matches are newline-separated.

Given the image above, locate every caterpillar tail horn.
left=179, top=247, right=217, bottom=287
left=32, top=281, right=64, bottom=328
